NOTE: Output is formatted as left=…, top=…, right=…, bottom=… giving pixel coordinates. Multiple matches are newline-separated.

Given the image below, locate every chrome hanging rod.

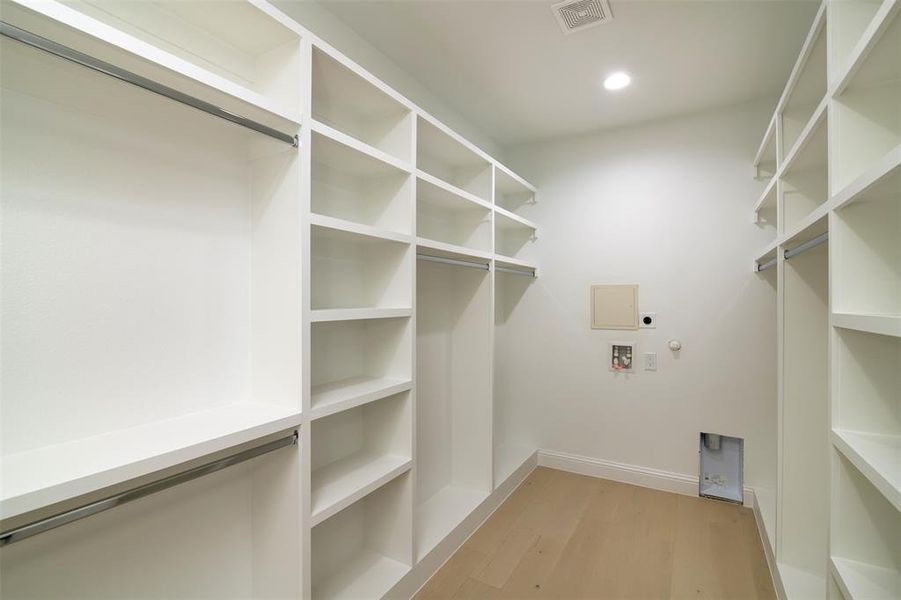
left=0, top=430, right=298, bottom=546
left=0, top=21, right=298, bottom=147
left=757, top=257, right=777, bottom=272
left=496, top=265, right=536, bottom=278
left=417, top=254, right=489, bottom=271
left=784, top=232, right=828, bottom=260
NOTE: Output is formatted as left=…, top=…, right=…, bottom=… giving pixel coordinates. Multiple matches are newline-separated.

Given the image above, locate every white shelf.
left=417, top=170, right=491, bottom=211
left=312, top=119, right=412, bottom=175
left=831, top=557, right=901, bottom=600
left=754, top=115, right=778, bottom=179
left=495, top=254, right=538, bottom=272
left=832, top=144, right=901, bottom=212
left=310, top=214, right=412, bottom=245
left=780, top=563, right=827, bottom=600
left=494, top=444, right=535, bottom=488
left=754, top=176, right=778, bottom=215
left=312, top=550, right=409, bottom=600
left=495, top=206, right=539, bottom=233
left=416, top=485, right=488, bottom=561
left=417, top=116, right=492, bottom=202
left=311, top=47, right=412, bottom=163
left=310, top=376, right=412, bottom=420
left=832, top=0, right=901, bottom=96
left=3, top=0, right=302, bottom=130
left=416, top=237, right=493, bottom=263
left=0, top=402, right=301, bottom=520
left=833, top=313, right=901, bottom=338
left=310, top=308, right=412, bottom=323
left=494, top=163, right=536, bottom=213
left=832, top=430, right=901, bottom=512
left=311, top=452, right=411, bottom=526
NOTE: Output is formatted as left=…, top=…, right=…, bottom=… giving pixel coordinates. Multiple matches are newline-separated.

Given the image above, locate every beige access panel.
left=590, top=284, right=639, bottom=330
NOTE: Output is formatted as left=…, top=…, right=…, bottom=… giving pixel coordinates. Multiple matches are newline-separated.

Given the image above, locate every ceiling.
left=316, top=0, right=820, bottom=147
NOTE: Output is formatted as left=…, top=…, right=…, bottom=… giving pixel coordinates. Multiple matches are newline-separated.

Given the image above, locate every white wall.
left=504, top=100, right=778, bottom=491
left=273, top=0, right=504, bottom=159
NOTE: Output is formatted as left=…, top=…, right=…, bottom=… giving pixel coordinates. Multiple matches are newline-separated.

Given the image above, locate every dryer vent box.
left=699, top=433, right=743, bottom=504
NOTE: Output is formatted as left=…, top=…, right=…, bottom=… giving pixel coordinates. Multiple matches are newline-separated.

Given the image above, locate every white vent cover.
left=551, top=0, right=613, bottom=34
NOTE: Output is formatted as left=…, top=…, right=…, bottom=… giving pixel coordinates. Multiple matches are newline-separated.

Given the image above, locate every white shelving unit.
left=0, top=0, right=305, bottom=596
left=752, top=2, right=901, bottom=598
left=1, top=0, right=541, bottom=597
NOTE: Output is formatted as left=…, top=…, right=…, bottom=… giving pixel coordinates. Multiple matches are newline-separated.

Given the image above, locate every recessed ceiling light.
left=603, top=71, right=631, bottom=91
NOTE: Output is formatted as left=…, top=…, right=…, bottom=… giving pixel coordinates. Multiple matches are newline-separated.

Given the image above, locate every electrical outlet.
left=644, top=352, right=657, bottom=371
left=640, top=312, right=656, bottom=328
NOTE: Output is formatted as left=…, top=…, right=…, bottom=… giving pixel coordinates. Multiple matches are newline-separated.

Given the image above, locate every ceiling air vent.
left=551, top=0, right=613, bottom=35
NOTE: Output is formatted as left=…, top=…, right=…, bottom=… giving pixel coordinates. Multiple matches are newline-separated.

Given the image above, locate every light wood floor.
left=415, top=467, right=775, bottom=600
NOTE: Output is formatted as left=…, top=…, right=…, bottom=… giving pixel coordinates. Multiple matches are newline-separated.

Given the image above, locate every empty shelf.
left=495, top=206, right=538, bottom=233
left=312, top=550, right=409, bottom=600
left=310, top=308, right=413, bottom=323
left=309, top=214, right=412, bottom=245
left=311, top=452, right=411, bottom=526
left=779, top=563, right=826, bottom=600
left=310, top=376, right=412, bottom=420
left=312, top=119, right=412, bottom=174
left=832, top=430, right=901, bottom=512
left=1, top=402, right=302, bottom=520
left=830, top=557, right=901, bottom=600
left=416, top=485, right=487, bottom=561
left=417, top=170, right=490, bottom=211
left=417, top=238, right=492, bottom=263
left=833, top=313, right=901, bottom=338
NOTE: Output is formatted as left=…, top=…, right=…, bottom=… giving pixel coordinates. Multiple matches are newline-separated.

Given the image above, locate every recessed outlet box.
left=699, top=433, right=743, bottom=504
left=640, top=312, right=656, bottom=328
left=643, top=352, right=657, bottom=371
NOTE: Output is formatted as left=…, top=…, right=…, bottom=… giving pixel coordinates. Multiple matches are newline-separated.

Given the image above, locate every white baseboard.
left=537, top=448, right=754, bottom=506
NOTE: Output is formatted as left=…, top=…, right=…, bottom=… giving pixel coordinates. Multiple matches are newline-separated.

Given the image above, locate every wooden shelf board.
left=311, top=452, right=411, bottom=527
left=832, top=429, right=901, bottom=512
left=417, top=170, right=491, bottom=212
left=416, top=238, right=493, bottom=264
left=495, top=162, right=537, bottom=195
left=753, top=114, right=778, bottom=170
left=753, top=176, right=778, bottom=214
left=780, top=97, right=828, bottom=176
left=833, top=312, right=901, bottom=338
left=0, top=402, right=301, bottom=520
left=830, top=557, right=901, bottom=600
left=310, top=214, right=412, bottom=245
left=310, top=308, right=413, bottom=323
left=416, top=485, right=488, bottom=561
left=310, top=376, right=412, bottom=421
left=312, top=549, right=409, bottom=600
left=417, top=114, right=489, bottom=170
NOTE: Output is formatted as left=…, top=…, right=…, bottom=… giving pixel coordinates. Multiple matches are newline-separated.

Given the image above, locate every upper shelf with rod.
left=2, top=0, right=303, bottom=134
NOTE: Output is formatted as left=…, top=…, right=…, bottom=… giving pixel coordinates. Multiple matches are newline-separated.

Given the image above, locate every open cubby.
left=831, top=9, right=901, bottom=192
left=755, top=179, right=779, bottom=235
left=416, top=117, right=492, bottom=202
left=495, top=210, right=538, bottom=260
left=781, top=19, right=827, bottom=159
left=310, top=318, right=412, bottom=406
left=833, top=182, right=900, bottom=318
left=13, top=0, right=303, bottom=122
left=311, top=225, right=412, bottom=311
left=0, top=446, right=302, bottom=598
left=311, top=129, right=413, bottom=235
left=312, top=48, right=412, bottom=162
left=311, top=472, right=412, bottom=600
left=832, top=327, right=900, bottom=509
left=311, top=392, right=411, bottom=525
left=780, top=242, right=829, bottom=596
left=416, top=259, right=492, bottom=560
left=493, top=271, right=536, bottom=488
left=828, top=0, right=885, bottom=85
left=416, top=176, right=492, bottom=252
left=756, top=120, right=779, bottom=180
left=782, top=115, right=829, bottom=231
left=831, top=451, right=901, bottom=599
left=0, top=36, right=301, bottom=520
left=494, top=166, right=536, bottom=213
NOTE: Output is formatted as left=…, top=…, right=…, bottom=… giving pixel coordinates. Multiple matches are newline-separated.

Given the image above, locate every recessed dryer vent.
left=551, top=0, right=614, bottom=35
left=699, top=433, right=744, bottom=504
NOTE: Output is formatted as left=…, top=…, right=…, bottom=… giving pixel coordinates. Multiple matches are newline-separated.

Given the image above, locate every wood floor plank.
left=419, top=468, right=776, bottom=600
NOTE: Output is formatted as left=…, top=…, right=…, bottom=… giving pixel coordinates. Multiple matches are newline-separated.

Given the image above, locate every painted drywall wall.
left=273, top=0, right=504, bottom=160
left=502, top=100, right=778, bottom=493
